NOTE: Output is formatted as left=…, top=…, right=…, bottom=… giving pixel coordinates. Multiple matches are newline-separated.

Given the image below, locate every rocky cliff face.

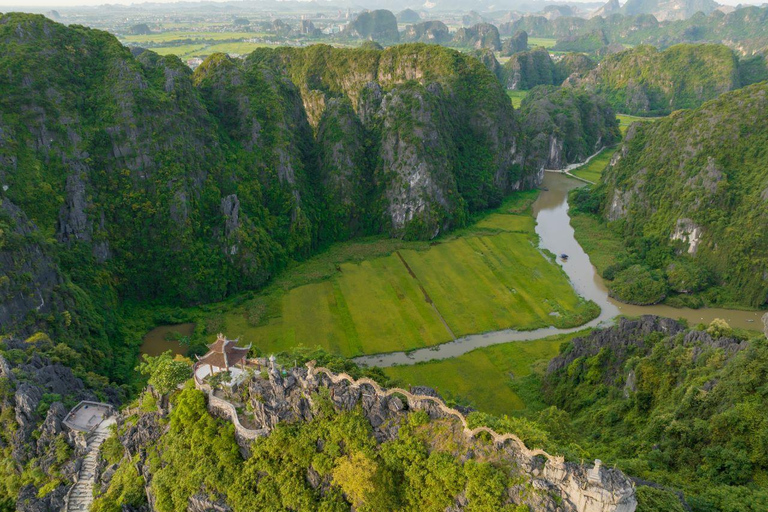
left=452, top=23, right=502, bottom=51
left=502, top=47, right=557, bottom=90
left=402, top=20, right=451, bottom=44
left=0, top=336, right=121, bottom=510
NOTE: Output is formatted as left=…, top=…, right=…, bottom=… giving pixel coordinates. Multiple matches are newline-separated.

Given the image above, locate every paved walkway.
left=65, top=416, right=116, bottom=512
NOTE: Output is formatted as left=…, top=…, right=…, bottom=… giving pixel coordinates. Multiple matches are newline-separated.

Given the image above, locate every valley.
left=2, top=4, right=768, bottom=512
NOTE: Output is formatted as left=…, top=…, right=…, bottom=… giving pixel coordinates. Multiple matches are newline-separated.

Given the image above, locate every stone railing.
left=306, top=361, right=565, bottom=467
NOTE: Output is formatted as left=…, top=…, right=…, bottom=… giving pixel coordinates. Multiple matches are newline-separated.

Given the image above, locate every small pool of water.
left=139, top=323, right=195, bottom=358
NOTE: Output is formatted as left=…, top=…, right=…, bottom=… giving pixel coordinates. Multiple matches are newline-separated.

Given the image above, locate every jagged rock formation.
left=556, top=52, right=597, bottom=82
left=401, top=20, right=451, bottom=44
left=342, top=9, right=400, bottom=42
left=188, top=359, right=638, bottom=511
left=452, top=23, right=502, bottom=51
left=519, top=86, right=620, bottom=170
left=0, top=335, right=121, bottom=509
left=253, top=44, right=532, bottom=238
left=599, top=81, right=768, bottom=307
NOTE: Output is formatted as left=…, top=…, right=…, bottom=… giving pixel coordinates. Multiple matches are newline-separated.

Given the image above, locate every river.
left=353, top=172, right=765, bottom=367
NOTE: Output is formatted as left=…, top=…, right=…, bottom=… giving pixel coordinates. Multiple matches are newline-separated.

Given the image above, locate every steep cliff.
left=251, top=44, right=531, bottom=237
left=452, top=23, right=502, bottom=51
left=545, top=315, right=768, bottom=510
left=520, top=86, right=620, bottom=170
left=597, top=82, right=768, bottom=307
left=341, top=9, right=400, bottom=42
left=401, top=20, right=451, bottom=44
left=0, top=16, right=541, bottom=353
left=502, top=47, right=558, bottom=90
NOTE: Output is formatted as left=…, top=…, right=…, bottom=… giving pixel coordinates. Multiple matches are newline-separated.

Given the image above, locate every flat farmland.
left=216, top=191, right=596, bottom=357
left=384, top=331, right=584, bottom=416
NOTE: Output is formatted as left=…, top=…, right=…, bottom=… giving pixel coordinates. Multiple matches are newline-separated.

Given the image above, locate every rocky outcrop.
left=502, top=47, right=557, bottom=90
left=199, top=359, right=637, bottom=511
left=341, top=9, right=399, bottom=42
left=501, top=30, right=528, bottom=56
left=519, top=86, right=620, bottom=171
left=452, top=23, right=501, bottom=51
left=402, top=20, right=451, bottom=44
left=0, top=336, right=121, bottom=510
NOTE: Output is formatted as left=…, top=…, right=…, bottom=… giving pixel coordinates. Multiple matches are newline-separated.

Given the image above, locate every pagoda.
left=197, top=333, right=251, bottom=375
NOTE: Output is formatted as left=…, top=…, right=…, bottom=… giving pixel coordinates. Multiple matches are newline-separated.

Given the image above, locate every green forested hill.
left=568, top=43, right=760, bottom=115
left=0, top=14, right=620, bottom=382
left=587, top=82, right=768, bottom=308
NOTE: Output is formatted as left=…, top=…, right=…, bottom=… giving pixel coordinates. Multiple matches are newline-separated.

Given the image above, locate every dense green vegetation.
left=569, top=148, right=617, bottom=183
left=571, top=82, right=768, bottom=309
left=93, top=386, right=540, bottom=512
left=518, top=86, right=620, bottom=170
left=543, top=319, right=768, bottom=511
left=569, top=44, right=760, bottom=115
left=0, top=15, right=542, bottom=385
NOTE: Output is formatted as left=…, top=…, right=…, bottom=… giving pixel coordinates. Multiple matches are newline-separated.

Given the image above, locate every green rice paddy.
left=384, top=331, right=585, bottom=416
left=215, top=191, right=597, bottom=358
left=506, top=90, right=528, bottom=109
left=527, top=37, right=558, bottom=49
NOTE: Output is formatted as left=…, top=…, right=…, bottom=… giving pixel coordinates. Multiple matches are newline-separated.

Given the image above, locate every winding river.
left=354, top=172, right=766, bottom=368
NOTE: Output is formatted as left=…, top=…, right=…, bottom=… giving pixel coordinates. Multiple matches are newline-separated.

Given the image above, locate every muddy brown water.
left=354, top=172, right=765, bottom=367
left=139, top=323, right=195, bottom=357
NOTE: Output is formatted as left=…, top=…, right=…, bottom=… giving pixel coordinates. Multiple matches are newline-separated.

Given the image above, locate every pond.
left=139, top=323, right=195, bottom=358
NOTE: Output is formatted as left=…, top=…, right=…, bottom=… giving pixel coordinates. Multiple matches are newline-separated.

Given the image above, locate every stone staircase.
left=65, top=417, right=116, bottom=512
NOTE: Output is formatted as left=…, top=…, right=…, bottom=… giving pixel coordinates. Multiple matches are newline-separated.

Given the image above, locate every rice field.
left=215, top=191, right=597, bottom=358
left=506, top=90, right=528, bottom=109
left=570, top=147, right=617, bottom=184
left=616, top=113, right=663, bottom=136
left=527, top=37, right=558, bottom=49
left=384, top=331, right=585, bottom=416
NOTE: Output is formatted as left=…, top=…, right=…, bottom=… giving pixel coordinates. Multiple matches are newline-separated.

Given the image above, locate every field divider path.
left=396, top=251, right=456, bottom=340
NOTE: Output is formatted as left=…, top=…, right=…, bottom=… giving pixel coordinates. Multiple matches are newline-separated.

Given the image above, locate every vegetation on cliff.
left=572, top=82, right=768, bottom=308
left=568, top=43, right=760, bottom=115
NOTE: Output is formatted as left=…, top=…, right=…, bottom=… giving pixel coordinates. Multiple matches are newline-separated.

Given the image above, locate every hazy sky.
left=0, top=0, right=761, bottom=9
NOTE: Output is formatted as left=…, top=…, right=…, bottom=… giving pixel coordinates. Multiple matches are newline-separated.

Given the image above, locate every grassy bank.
left=570, top=147, right=617, bottom=183
left=384, top=331, right=585, bottom=416
left=506, top=90, right=528, bottom=108
left=200, top=190, right=597, bottom=358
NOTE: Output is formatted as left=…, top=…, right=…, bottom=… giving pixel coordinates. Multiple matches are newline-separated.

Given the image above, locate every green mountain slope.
left=593, top=82, right=768, bottom=307
left=568, top=44, right=750, bottom=115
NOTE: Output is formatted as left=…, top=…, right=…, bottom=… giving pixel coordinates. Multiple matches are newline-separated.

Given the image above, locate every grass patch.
left=384, top=331, right=585, bottom=416
left=506, top=90, right=528, bottom=109
left=211, top=189, right=596, bottom=357
left=528, top=37, right=557, bottom=49
left=570, top=147, right=617, bottom=184
left=570, top=212, right=624, bottom=275
left=616, top=113, right=664, bottom=136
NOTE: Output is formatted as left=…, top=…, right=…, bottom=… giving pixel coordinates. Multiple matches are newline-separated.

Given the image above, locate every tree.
left=136, top=351, right=191, bottom=395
